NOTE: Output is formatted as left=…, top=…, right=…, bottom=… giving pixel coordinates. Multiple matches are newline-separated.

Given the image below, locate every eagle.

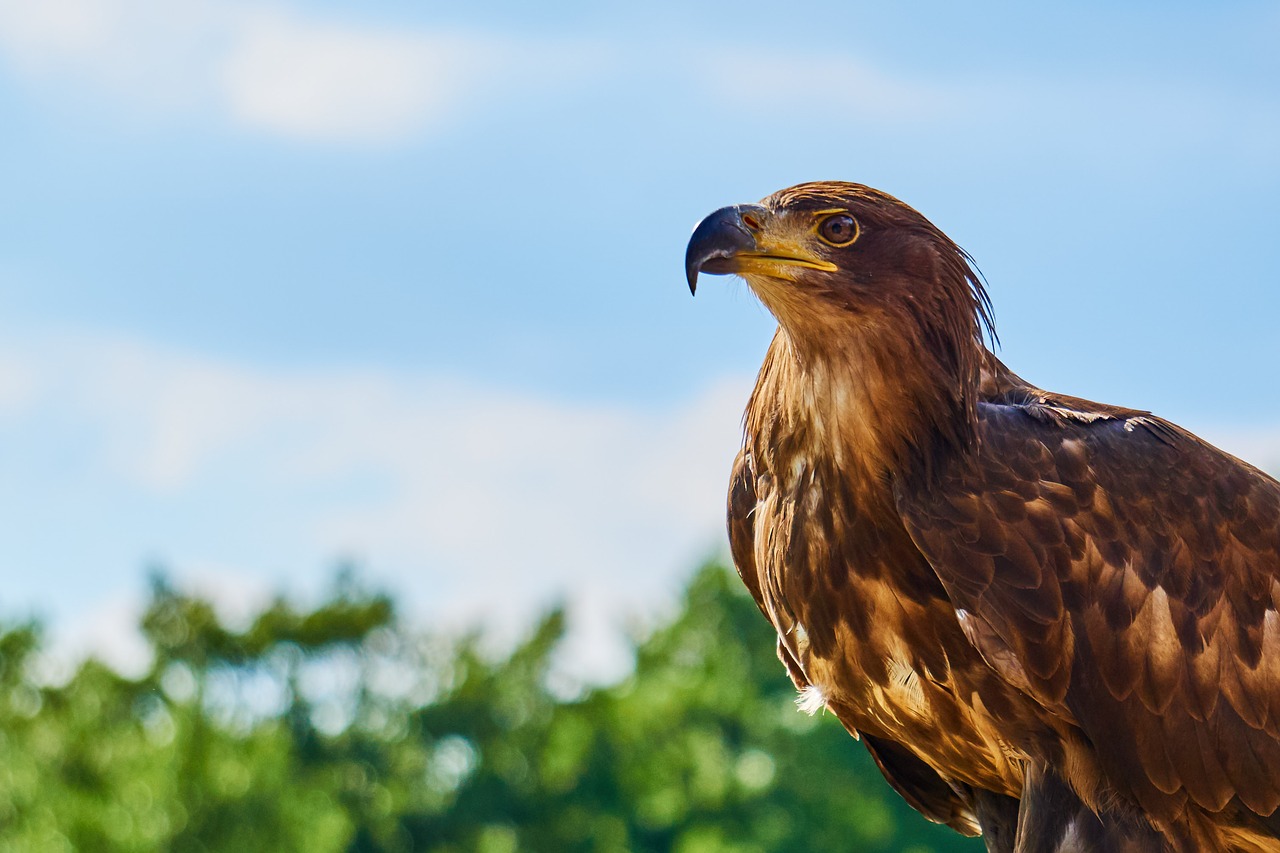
left=685, top=182, right=1280, bottom=853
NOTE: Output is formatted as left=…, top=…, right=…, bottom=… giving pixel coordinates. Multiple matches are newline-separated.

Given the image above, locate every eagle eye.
left=817, top=213, right=859, bottom=247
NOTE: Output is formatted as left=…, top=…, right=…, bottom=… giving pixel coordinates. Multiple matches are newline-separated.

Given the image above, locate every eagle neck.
left=745, top=327, right=975, bottom=488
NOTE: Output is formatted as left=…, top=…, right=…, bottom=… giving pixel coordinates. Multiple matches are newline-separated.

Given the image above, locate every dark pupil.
left=823, top=215, right=854, bottom=242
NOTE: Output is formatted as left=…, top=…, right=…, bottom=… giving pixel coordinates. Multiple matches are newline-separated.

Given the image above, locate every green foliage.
left=0, top=563, right=981, bottom=851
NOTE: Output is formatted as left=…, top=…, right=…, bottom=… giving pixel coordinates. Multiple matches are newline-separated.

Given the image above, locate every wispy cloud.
left=0, top=0, right=229, bottom=109
left=217, top=10, right=494, bottom=143
left=7, top=1, right=1272, bottom=162
left=0, top=330, right=749, bottom=680
left=0, top=0, right=601, bottom=144
left=692, top=48, right=956, bottom=123
left=686, top=45, right=1280, bottom=174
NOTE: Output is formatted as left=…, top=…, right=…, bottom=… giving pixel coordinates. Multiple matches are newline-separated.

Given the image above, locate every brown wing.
left=727, top=447, right=805, bottom=687
left=895, top=401, right=1280, bottom=822
left=727, top=448, right=984, bottom=835
left=861, top=733, right=991, bottom=838
left=727, top=448, right=766, bottom=615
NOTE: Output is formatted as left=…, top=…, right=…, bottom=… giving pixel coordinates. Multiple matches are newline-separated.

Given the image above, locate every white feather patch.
left=795, top=684, right=827, bottom=715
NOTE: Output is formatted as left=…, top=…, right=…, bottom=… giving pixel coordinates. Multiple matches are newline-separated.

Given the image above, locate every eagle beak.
left=685, top=204, right=766, bottom=295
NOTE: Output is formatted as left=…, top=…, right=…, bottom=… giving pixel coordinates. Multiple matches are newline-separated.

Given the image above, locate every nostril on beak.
left=741, top=212, right=762, bottom=232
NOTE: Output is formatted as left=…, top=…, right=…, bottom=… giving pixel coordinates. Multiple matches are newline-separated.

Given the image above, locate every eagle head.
left=686, top=181, right=997, bottom=460
left=687, top=181, right=991, bottom=338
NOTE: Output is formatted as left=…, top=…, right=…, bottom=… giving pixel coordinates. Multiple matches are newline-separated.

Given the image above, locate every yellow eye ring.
left=817, top=213, right=859, bottom=247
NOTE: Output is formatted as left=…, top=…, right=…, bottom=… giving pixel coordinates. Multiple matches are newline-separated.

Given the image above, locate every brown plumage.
left=686, top=182, right=1280, bottom=852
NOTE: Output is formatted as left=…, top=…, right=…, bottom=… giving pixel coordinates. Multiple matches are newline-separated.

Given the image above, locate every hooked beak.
left=684, top=204, right=765, bottom=295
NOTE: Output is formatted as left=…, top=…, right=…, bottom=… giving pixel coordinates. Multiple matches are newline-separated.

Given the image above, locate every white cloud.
left=0, top=331, right=749, bottom=681
left=687, top=45, right=1280, bottom=173
left=217, top=10, right=499, bottom=143
left=0, top=0, right=593, bottom=143
left=0, top=0, right=224, bottom=108
left=693, top=48, right=955, bottom=122
left=0, top=353, right=37, bottom=413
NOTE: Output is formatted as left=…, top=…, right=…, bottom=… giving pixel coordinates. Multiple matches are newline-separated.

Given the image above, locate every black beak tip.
left=684, top=203, right=762, bottom=298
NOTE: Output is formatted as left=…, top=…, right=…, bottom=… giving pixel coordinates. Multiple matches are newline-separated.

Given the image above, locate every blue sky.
left=1, top=0, right=1278, bottom=678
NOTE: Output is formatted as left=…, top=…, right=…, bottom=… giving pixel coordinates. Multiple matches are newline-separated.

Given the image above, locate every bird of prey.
left=685, top=182, right=1280, bottom=853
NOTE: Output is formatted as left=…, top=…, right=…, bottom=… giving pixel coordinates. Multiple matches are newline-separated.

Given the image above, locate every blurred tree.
left=0, top=563, right=981, bottom=852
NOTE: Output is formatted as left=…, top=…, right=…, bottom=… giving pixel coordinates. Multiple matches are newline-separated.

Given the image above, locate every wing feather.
left=727, top=448, right=765, bottom=613
left=726, top=447, right=984, bottom=833
left=861, top=734, right=982, bottom=837
left=895, top=402, right=1280, bottom=821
